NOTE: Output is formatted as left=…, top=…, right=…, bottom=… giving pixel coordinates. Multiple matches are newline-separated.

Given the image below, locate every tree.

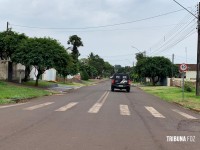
left=56, top=53, right=73, bottom=83
left=0, top=30, right=27, bottom=81
left=0, top=30, right=27, bottom=60
left=135, top=52, right=145, bottom=61
left=103, top=61, right=114, bottom=77
left=88, top=53, right=104, bottom=76
left=135, top=56, right=172, bottom=85
left=67, top=35, right=83, bottom=75
left=79, top=59, right=98, bottom=79
left=80, top=69, right=89, bottom=80
left=13, top=37, right=71, bottom=86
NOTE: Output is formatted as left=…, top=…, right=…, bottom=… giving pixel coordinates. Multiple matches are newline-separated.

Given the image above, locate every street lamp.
left=131, top=46, right=147, bottom=57
left=131, top=46, right=141, bottom=52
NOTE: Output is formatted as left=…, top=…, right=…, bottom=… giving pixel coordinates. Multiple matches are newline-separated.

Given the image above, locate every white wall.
left=0, top=61, right=8, bottom=79
left=42, top=69, right=57, bottom=81
left=186, top=71, right=196, bottom=80
left=30, top=68, right=57, bottom=81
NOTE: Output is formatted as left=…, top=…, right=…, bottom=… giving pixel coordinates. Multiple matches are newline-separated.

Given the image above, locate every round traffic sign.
left=179, top=63, right=188, bottom=72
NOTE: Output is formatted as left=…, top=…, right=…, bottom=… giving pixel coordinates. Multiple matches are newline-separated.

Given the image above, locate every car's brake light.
left=128, top=80, right=131, bottom=84
left=112, top=79, right=115, bottom=84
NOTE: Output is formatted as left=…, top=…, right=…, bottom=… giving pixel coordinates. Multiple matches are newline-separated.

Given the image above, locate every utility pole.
left=6, top=21, right=13, bottom=82
left=7, top=22, right=9, bottom=31
left=172, top=54, right=174, bottom=77
left=173, top=0, right=199, bottom=96
left=196, top=2, right=200, bottom=96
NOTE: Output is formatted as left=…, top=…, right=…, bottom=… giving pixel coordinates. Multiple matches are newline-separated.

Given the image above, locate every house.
left=185, top=64, right=196, bottom=80
left=0, top=61, right=56, bottom=82
left=167, top=64, right=197, bottom=87
left=0, top=61, right=24, bottom=81
left=0, top=60, right=8, bottom=80
left=29, top=67, right=56, bottom=81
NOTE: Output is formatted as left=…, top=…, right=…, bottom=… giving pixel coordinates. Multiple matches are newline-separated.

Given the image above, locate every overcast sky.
left=0, top=0, right=198, bottom=66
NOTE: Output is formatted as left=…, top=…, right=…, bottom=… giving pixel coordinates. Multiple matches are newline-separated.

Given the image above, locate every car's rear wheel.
left=126, top=88, right=130, bottom=92
left=111, top=87, right=114, bottom=92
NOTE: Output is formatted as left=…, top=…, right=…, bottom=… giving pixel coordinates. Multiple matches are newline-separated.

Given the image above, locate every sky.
left=0, top=0, right=199, bottom=66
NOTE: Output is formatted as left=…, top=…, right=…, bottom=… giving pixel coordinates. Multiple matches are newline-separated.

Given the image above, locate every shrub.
left=80, top=69, right=89, bottom=81
left=184, top=81, right=193, bottom=92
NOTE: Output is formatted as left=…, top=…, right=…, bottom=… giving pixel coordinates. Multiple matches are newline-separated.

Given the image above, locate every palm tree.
left=67, top=35, right=83, bottom=60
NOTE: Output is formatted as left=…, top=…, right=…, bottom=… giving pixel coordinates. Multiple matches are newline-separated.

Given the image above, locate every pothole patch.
left=178, top=119, right=200, bottom=132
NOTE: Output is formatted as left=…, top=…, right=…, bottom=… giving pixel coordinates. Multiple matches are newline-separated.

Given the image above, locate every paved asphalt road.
left=0, top=81, right=200, bottom=150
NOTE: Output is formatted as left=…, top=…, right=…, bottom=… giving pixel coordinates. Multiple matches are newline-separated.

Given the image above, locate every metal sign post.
left=182, top=73, right=184, bottom=101
left=179, top=63, right=188, bottom=101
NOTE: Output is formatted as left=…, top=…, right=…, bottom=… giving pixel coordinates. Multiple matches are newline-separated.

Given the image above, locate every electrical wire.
left=10, top=9, right=184, bottom=30
left=149, top=9, right=196, bottom=51
left=154, top=28, right=196, bottom=55
left=150, top=18, right=196, bottom=55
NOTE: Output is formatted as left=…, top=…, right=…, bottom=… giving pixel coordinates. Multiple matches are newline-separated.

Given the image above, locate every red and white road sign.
left=179, top=63, right=188, bottom=72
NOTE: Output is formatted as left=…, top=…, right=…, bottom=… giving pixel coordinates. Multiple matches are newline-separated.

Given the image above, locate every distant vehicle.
left=111, top=73, right=131, bottom=92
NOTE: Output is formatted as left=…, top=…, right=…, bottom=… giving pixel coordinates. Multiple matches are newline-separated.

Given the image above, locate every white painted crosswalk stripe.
left=145, top=106, right=165, bottom=118
left=0, top=103, right=27, bottom=109
left=24, top=102, right=54, bottom=110
left=55, top=102, right=78, bottom=112
left=120, top=105, right=130, bottom=116
left=88, top=91, right=109, bottom=113
left=172, top=109, right=197, bottom=119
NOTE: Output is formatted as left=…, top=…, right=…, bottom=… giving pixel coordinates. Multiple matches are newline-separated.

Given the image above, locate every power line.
left=173, top=0, right=198, bottom=19
left=154, top=27, right=196, bottom=55
left=151, top=18, right=196, bottom=54
left=149, top=9, right=196, bottom=51
left=10, top=9, right=184, bottom=30
left=11, top=22, right=192, bottom=33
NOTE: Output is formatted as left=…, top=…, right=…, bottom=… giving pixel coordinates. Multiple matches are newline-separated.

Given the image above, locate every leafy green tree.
left=13, top=37, right=70, bottom=86
left=0, top=30, right=27, bottom=81
left=80, top=69, right=89, bottom=80
left=135, top=56, right=172, bottom=85
left=67, top=35, right=83, bottom=75
left=0, top=30, right=27, bottom=60
left=135, top=52, right=145, bottom=61
left=103, top=61, right=114, bottom=77
left=88, top=52, right=104, bottom=76
left=54, top=50, right=73, bottom=83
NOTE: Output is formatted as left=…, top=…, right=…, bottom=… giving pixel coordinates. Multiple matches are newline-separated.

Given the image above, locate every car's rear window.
left=114, top=74, right=129, bottom=79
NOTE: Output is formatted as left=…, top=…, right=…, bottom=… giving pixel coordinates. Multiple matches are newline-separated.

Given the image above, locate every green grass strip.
left=141, top=86, right=200, bottom=111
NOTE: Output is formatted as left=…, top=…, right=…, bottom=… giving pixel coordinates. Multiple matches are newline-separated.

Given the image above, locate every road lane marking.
left=120, top=105, right=130, bottom=116
left=88, top=91, right=109, bottom=113
left=172, top=109, right=197, bottom=119
left=145, top=106, right=165, bottom=118
left=0, top=103, right=27, bottom=109
left=24, top=102, right=54, bottom=110
left=55, top=102, right=78, bottom=112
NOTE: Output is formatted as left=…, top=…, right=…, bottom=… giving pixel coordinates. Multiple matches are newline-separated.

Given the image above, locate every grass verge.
left=23, top=80, right=57, bottom=87
left=140, top=86, right=200, bottom=111
left=59, top=79, right=103, bottom=86
left=0, top=81, right=51, bottom=105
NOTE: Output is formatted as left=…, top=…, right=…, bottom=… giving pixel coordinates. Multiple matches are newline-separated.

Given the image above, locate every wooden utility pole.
left=7, top=22, right=9, bottom=31
left=172, top=54, right=174, bottom=77
left=196, top=2, right=200, bottom=96
left=173, top=0, right=199, bottom=96
left=6, top=21, right=13, bottom=82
